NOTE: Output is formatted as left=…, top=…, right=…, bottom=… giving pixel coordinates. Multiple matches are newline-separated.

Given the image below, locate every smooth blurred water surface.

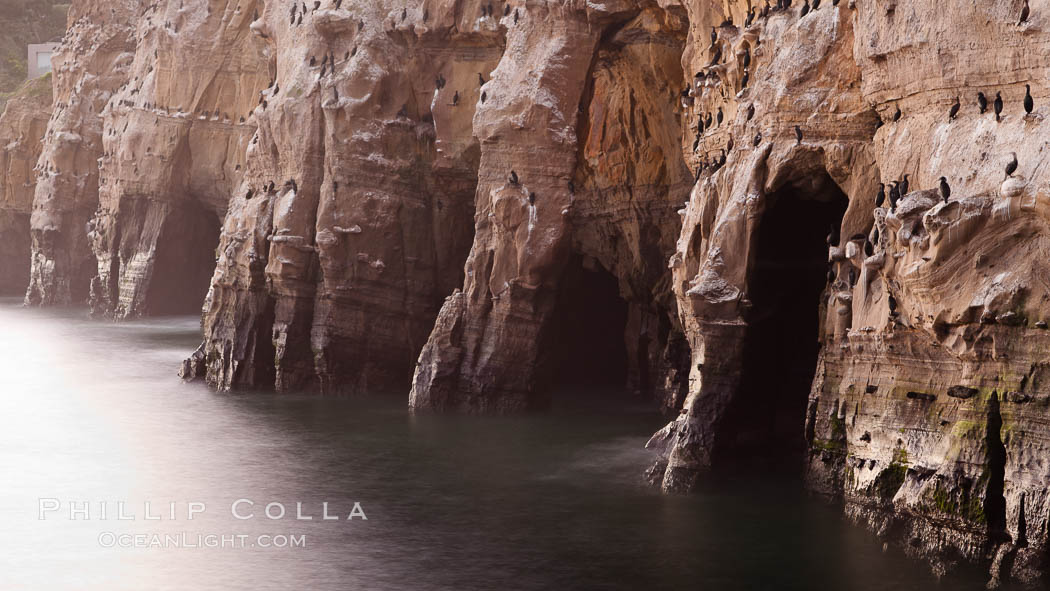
left=0, top=298, right=985, bottom=590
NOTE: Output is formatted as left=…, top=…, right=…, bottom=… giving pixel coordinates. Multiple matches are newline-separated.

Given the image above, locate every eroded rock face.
left=410, top=1, right=692, bottom=412
left=26, top=0, right=139, bottom=306
left=88, top=0, right=270, bottom=318
left=0, top=77, right=53, bottom=295
left=645, top=0, right=1050, bottom=586
left=183, top=0, right=502, bottom=393
left=9, top=0, right=1050, bottom=585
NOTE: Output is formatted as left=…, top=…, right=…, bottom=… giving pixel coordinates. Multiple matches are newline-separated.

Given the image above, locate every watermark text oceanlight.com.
left=96, top=532, right=307, bottom=549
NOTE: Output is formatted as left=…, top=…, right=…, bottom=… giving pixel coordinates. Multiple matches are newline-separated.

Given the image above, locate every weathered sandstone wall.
left=7, top=0, right=1050, bottom=586
left=0, top=76, right=52, bottom=294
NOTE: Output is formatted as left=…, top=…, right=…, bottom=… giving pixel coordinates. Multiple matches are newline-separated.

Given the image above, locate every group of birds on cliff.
left=689, top=0, right=856, bottom=176
left=436, top=4, right=524, bottom=109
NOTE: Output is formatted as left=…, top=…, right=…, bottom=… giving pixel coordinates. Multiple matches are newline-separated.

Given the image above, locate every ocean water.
left=0, top=299, right=986, bottom=590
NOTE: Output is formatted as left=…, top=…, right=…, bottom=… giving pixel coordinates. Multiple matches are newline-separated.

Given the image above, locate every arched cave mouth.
left=714, top=172, right=848, bottom=473
left=538, top=254, right=631, bottom=409
left=144, top=203, right=221, bottom=316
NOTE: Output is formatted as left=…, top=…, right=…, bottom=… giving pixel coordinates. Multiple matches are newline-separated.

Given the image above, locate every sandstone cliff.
left=26, top=0, right=138, bottom=306
left=0, top=75, right=52, bottom=294
left=8, top=0, right=1050, bottom=586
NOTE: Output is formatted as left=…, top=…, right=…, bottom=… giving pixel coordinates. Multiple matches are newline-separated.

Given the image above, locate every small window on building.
left=36, top=52, right=52, bottom=73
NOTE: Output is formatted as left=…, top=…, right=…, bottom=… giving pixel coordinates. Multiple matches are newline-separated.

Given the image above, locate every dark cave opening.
left=715, top=172, right=848, bottom=472
left=538, top=255, right=630, bottom=407
left=144, top=203, right=221, bottom=316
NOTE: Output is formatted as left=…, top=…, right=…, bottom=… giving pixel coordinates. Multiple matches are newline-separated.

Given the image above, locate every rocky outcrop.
left=644, top=0, right=1050, bottom=587
left=0, top=75, right=53, bottom=294
left=181, top=0, right=502, bottom=393
left=409, top=2, right=692, bottom=412
left=26, top=0, right=138, bottom=306
left=87, top=0, right=269, bottom=318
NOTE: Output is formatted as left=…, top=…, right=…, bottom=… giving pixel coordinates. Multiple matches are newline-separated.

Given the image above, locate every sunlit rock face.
left=0, top=77, right=53, bottom=295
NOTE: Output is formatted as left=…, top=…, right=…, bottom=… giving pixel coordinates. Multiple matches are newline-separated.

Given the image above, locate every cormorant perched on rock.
left=705, top=112, right=713, bottom=128
left=899, top=174, right=909, bottom=196
left=747, top=103, right=755, bottom=121
left=888, top=181, right=899, bottom=210
left=800, top=0, right=810, bottom=17
left=978, top=91, right=988, bottom=113
left=709, top=47, right=722, bottom=66
left=813, top=0, right=820, bottom=7
left=875, top=183, right=885, bottom=207
left=1006, top=152, right=1018, bottom=177
left=742, top=47, right=751, bottom=69
left=1020, top=0, right=1030, bottom=24
left=1025, top=84, right=1034, bottom=114
left=509, top=170, right=519, bottom=184
left=246, top=188, right=254, bottom=200
left=528, top=192, right=536, bottom=205
left=478, top=73, right=485, bottom=86
left=286, top=179, right=298, bottom=192
left=994, top=91, right=1003, bottom=121
left=794, top=125, right=803, bottom=144
left=692, top=134, right=701, bottom=152
left=741, top=69, right=750, bottom=89
left=296, top=13, right=302, bottom=25
left=401, top=7, right=406, bottom=21
left=753, top=132, right=762, bottom=146
left=716, top=107, right=724, bottom=125
left=504, top=4, right=510, bottom=16
left=939, top=177, right=951, bottom=203
left=949, top=96, right=959, bottom=121
left=710, top=26, right=718, bottom=46
left=452, top=90, right=459, bottom=106
left=514, top=8, right=519, bottom=23
left=267, top=181, right=275, bottom=192
left=893, top=105, right=902, bottom=122
left=745, top=8, right=755, bottom=27
left=727, top=137, right=735, bottom=152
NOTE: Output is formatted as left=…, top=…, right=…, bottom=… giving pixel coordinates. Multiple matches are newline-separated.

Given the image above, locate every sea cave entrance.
left=538, top=254, right=630, bottom=408
left=144, top=202, right=221, bottom=315
left=717, top=171, right=848, bottom=471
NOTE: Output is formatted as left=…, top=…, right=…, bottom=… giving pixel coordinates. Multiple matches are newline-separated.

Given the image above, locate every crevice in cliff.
left=985, top=391, right=1009, bottom=544
left=716, top=172, right=848, bottom=471
left=144, top=203, right=221, bottom=315
left=537, top=254, right=629, bottom=407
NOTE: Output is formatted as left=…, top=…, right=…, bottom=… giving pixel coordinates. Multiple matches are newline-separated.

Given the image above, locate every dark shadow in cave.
left=536, top=254, right=630, bottom=409
left=714, top=172, right=848, bottom=473
left=144, top=203, right=221, bottom=315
